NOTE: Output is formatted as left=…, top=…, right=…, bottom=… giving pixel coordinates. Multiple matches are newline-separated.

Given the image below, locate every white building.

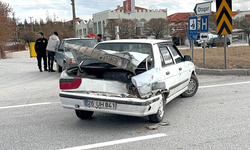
left=77, top=6, right=167, bottom=39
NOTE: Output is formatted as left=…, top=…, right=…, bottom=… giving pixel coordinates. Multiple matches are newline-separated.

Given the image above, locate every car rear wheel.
left=181, top=74, right=199, bottom=97
left=75, top=110, right=94, bottom=119
left=149, top=94, right=166, bottom=123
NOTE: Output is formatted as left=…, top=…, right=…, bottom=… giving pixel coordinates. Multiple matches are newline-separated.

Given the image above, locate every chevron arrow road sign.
left=216, top=0, right=232, bottom=35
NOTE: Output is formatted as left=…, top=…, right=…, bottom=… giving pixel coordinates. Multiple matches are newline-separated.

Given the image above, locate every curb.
left=196, top=68, right=250, bottom=76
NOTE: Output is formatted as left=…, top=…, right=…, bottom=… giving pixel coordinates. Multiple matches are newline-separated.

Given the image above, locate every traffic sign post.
left=188, top=16, right=198, bottom=62
left=200, top=16, right=209, bottom=33
left=200, top=16, right=209, bottom=65
left=216, top=0, right=232, bottom=69
left=194, top=1, right=212, bottom=16
left=188, top=16, right=198, bottom=41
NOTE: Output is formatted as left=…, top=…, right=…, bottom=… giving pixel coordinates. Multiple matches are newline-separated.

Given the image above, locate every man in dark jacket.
left=35, top=32, right=48, bottom=72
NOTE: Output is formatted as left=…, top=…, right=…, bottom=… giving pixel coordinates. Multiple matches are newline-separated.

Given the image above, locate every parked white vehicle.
left=54, top=38, right=97, bottom=72
left=59, top=39, right=199, bottom=123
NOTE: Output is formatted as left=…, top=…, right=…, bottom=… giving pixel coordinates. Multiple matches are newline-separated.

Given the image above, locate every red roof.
left=168, top=13, right=194, bottom=22
left=112, top=6, right=165, bottom=13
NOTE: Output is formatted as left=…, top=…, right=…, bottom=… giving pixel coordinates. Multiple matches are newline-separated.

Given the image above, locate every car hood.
left=64, top=51, right=74, bottom=58
left=64, top=43, right=149, bottom=73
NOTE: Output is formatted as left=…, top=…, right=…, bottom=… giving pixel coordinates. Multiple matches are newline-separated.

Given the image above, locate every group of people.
left=35, top=32, right=103, bottom=72
left=34, top=31, right=59, bottom=72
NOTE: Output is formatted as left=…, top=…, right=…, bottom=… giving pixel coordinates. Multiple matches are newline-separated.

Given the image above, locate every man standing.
left=46, top=31, right=59, bottom=72
left=97, top=34, right=102, bottom=43
left=35, top=32, right=48, bottom=72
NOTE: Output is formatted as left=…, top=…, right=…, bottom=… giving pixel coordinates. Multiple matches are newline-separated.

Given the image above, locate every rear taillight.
left=60, top=78, right=82, bottom=89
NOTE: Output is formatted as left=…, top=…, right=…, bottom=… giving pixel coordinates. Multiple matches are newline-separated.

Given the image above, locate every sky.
left=3, top=0, right=250, bottom=23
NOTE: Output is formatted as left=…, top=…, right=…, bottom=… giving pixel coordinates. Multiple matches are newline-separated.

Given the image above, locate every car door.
left=55, top=40, right=65, bottom=67
left=158, top=45, right=180, bottom=100
left=167, top=45, right=190, bottom=91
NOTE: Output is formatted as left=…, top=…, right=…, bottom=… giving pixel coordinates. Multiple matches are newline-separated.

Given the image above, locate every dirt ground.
left=180, top=46, right=250, bottom=69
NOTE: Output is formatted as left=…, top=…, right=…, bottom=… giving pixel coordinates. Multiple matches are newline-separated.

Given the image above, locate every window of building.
left=140, top=18, right=146, bottom=27
left=79, top=29, right=82, bottom=36
left=98, top=21, right=102, bottom=34
left=103, top=21, right=105, bottom=33
left=94, top=22, right=97, bottom=34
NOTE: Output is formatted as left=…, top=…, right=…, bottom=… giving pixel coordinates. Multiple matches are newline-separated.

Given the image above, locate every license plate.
left=85, top=100, right=116, bottom=109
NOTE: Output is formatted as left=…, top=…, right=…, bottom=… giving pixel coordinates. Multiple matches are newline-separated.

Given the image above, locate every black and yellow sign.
left=216, top=0, right=232, bottom=35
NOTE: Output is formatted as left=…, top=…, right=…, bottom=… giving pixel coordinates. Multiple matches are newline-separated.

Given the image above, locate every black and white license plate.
left=85, top=100, right=116, bottom=109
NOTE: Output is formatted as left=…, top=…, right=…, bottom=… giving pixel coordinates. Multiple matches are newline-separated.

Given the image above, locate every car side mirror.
left=184, top=55, right=192, bottom=61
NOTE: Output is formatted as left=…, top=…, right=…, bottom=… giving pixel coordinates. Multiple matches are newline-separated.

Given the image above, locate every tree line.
left=1, top=0, right=250, bottom=58
left=0, top=1, right=74, bottom=58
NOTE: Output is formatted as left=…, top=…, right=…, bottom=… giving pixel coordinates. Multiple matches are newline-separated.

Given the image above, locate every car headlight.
left=69, top=58, right=75, bottom=63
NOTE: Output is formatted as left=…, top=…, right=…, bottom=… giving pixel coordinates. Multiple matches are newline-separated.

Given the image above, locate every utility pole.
left=71, top=0, right=77, bottom=37
left=29, top=16, right=33, bottom=31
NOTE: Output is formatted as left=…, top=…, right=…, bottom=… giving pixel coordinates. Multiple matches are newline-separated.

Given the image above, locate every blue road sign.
left=188, top=16, right=198, bottom=40
left=200, top=16, right=209, bottom=32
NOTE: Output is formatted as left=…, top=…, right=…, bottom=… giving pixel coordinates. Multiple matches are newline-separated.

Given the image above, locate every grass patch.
left=180, top=46, right=250, bottom=69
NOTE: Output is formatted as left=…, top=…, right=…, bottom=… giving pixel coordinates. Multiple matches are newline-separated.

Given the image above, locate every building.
left=75, top=6, right=250, bottom=44
left=77, top=6, right=167, bottom=40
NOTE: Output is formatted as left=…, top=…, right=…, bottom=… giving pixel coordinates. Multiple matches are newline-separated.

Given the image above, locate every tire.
left=75, top=110, right=94, bottom=119
left=62, top=61, right=67, bottom=71
left=181, top=74, right=199, bottom=97
left=57, top=63, right=62, bottom=72
left=149, top=94, right=166, bottom=123
left=208, top=44, right=212, bottom=48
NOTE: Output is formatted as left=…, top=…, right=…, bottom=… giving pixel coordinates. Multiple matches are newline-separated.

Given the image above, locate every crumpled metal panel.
left=64, top=43, right=165, bottom=98
left=64, top=43, right=149, bottom=73
left=131, top=68, right=166, bottom=98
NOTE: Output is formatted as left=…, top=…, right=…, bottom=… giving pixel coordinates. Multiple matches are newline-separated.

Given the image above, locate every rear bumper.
left=60, top=92, right=163, bottom=117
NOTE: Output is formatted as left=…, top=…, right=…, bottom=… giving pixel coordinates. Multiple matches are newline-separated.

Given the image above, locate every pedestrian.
left=97, top=34, right=102, bottom=42
left=35, top=32, right=48, bottom=72
left=46, top=31, right=60, bottom=72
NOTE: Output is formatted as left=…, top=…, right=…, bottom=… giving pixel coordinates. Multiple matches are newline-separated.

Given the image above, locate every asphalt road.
left=0, top=57, right=250, bottom=150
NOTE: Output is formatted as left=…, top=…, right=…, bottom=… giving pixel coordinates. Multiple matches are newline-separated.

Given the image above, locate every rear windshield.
left=64, top=39, right=97, bottom=51
left=95, top=43, right=153, bottom=58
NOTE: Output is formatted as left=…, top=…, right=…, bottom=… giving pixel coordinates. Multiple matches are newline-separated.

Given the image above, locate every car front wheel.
left=57, top=63, right=62, bottom=72
left=75, top=110, right=94, bottom=119
left=181, top=74, right=199, bottom=97
left=149, top=94, right=166, bottom=123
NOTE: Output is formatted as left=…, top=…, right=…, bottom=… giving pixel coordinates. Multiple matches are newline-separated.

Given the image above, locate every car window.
left=159, top=46, right=174, bottom=67
left=64, top=39, right=97, bottom=51
left=95, top=43, right=153, bottom=58
left=167, top=45, right=183, bottom=63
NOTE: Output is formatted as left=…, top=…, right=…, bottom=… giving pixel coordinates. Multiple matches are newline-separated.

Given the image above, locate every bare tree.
left=143, top=18, right=167, bottom=39
left=118, top=19, right=136, bottom=39
left=20, top=29, right=36, bottom=44
left=234, top=16, right=250, bottom=45
left=0, top=1, right=15, bottom=58
left=105, top=19, right=136, bottom=39
left=171, top=19, right=188, bottom=45
left=105, top=20, right=120, bottom=40
left=209, top=12, right=217, bottom=34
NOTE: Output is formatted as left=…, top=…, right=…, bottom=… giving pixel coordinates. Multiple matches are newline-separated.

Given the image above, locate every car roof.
left=62, top=38, right=96, bottom=41
left=99, top=39, right=173, bottom=45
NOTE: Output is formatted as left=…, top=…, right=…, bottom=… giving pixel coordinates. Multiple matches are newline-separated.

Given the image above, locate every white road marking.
left=0, top=102, right=59, bottom=110
left=60, top=133, right=167, bottom=150
left=199, top=81, right=250, bottom=89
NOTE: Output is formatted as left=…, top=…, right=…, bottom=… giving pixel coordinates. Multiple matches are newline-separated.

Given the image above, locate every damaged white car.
left=59, top=39, right=199, bottom=123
